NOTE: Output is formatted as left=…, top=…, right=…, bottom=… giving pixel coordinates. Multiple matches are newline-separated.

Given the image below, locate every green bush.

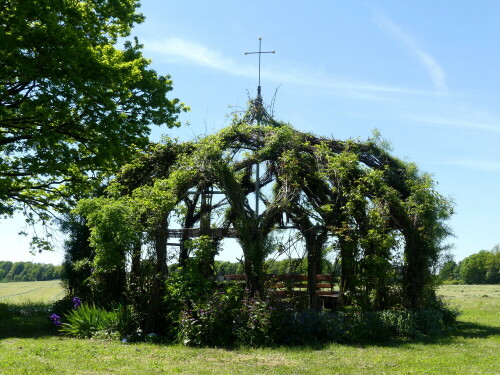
left=51, top=297, right=75, bottom=317
left=233, top=296, right=278, bottom=346
left=416, top=308, right=445, bottom=335
left=164, top=265, right=214, bottom=327
left=114, top=304, right=142, bottom=341
left=178, top=288, right=241, bottom=347
left=60, top=303, right=118, bottom=338
left=379, top=309, right=418, bottom=337
left=378, top=299, right=459, bottom=339
left=276, top=310, right=344, bottom=345
left=174, top=289, right=459, bottom=347
left=420, top=296, right=460, bottom=333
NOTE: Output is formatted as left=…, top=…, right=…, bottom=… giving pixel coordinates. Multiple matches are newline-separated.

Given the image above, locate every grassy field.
left=0, top=280, right=64, bottom=303
left=0, top=283, right=498, bottom=374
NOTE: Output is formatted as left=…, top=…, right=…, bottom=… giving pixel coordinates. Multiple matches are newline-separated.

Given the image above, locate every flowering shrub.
left=164, top=266, right=214, bottom=327
left=179, top=289, right=240, bottom=347
left=72, top=297, right=82, bottom=309
left=49, top=292, right=457, bottom=345
left=51, top=296, right=77, bottom=317
left=233, top=296, right=298, bottom=346
left=233, top=296, right=275, bottom=346
left=177, top=292, right=459, bottom=347
left=49, top=296, right=82, bottom=331
left=49, top=313, right=62, bottom=328
left=179, top=292, right=343, bottom=347
left=50, top=296, right=142, bottom=340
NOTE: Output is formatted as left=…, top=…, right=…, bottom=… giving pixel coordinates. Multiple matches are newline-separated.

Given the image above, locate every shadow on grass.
left=273, top=318, right=500, bottom=351
left=1, top=305, right=498, bottom=348
left=0, top=315, right=57, bottom=339
left=1, top=319, right=498, bottom=347
left=172, top=318, right=500, bottom=351
left=350, top=320, right=500, bottom=349
left=0, top=302, right=58, bottom=340
left=447, top=320, right=500, bottom=340
left=411, top=320, right=500, bottom=344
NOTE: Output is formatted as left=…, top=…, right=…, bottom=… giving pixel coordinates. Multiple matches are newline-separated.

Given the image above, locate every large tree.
left=0, top=0, right=186, bottom=227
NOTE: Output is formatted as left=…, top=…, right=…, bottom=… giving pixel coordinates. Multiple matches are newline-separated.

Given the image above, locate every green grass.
left=438, top=284, right=500, bottom=328
left=0, top=285, right=498, bottom=374
left=0, top=280, right=64, bottom=303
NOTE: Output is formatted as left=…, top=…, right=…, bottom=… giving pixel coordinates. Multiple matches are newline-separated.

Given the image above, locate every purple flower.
left=49, top=313, right=61, bottom=327
left=72, top=297, right=81, bottom=309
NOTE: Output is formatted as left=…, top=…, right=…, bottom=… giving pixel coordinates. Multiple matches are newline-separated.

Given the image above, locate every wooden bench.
left=223, top=274, right=339, bottom=309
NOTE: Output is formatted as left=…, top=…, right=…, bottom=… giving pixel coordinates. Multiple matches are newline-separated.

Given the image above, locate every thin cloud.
left=444, top=159, right=500, bottom=172
left=146, top=37, right=255, bottom=77
left=266, top=69, right=430, bottom=97
left=374, top=13, right=448, bottom=95
left=144, top=37, right=434, bottom=100
left=409, top=115, right=500, bottom=134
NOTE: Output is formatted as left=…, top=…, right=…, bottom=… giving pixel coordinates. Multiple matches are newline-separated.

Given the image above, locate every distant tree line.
left=439, top=245, right=499, bottom=284
left=0, top=261, right=61, bottom=282
left=212, top=258, right=340, bottom=278
left=166, top=258, right=339, bottom=278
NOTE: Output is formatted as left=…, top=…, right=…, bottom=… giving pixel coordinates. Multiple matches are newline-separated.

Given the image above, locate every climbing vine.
left=75, top=113, right=453, bottom=322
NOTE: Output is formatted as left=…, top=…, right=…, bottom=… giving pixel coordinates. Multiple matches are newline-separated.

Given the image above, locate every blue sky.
left=2, top=0, right=499, bottom=264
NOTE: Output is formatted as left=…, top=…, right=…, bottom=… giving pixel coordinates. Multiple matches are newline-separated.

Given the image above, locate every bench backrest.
left=223, top=274, right=336, bottom=296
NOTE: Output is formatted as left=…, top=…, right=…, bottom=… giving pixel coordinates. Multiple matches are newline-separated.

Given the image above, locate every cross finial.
left=244, top=37, right=275, bottom=101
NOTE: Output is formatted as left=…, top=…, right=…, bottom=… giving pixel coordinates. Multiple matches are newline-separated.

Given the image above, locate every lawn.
left=0, top=284, right=498, bottom=374
left=0, top=280, right=64, bottom=303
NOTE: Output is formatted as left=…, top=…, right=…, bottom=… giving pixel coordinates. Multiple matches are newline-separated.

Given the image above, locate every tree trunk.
left=198, top=238, right=220, bottom=279
left=154, top=216, right=169, bottom=279
left=179, top=196, right=199, bottom=268
left=306, top=229, right=327, bottom=310
left=145, top=215, right=168, bottom=334
left=243, top=255, right=264, bottom=297
left=240, top=228, right=265, bottom=297
left=130, top=241, right=142, bottom=283
left=338, top=237, right=357, bottom=306
left=402, top=232, right=427, bottom=310
left=128, top=240, right=142, bottom=305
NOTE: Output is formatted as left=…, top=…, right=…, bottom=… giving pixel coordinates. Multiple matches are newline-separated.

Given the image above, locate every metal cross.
left=244, top=37, right=275, bottom=100
left=244, top=37, right=275, bottom=218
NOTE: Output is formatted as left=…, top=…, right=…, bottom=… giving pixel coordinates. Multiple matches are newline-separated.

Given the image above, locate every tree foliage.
left=459, top=248, right=499, bottom=284
left=0, top=260, right=61, bottom=282
left=438, top=260, right=460, bottom=282
left=0, top=0, right=186, bottom=226
left=437, top=245, right=500, bottom=284
left=59, top=214, right=93, bottom=299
